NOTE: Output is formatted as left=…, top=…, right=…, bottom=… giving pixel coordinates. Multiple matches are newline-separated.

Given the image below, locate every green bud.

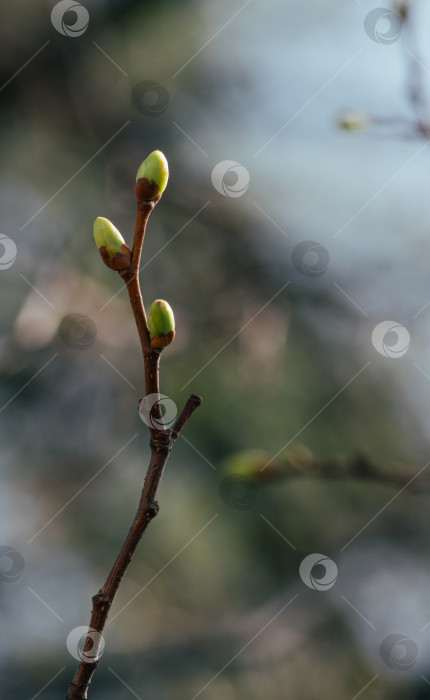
left=93, top=217, right=131, bottom=271
left=338, top=110, right=371, bottom=131
left=136, top=150, right=169, bottom=202
left=147, top=299, right=175, bottom=348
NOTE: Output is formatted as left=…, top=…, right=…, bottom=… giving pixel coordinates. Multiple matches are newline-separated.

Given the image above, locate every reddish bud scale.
left=150, top=329, right=175, bottom=349
left=99, top=243, right=132, bottom=271
left=136, top=178, right=161, bottom=204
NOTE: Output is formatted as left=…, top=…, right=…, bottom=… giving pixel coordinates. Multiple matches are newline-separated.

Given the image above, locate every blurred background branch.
left=222, top=447, right=430, bottom=493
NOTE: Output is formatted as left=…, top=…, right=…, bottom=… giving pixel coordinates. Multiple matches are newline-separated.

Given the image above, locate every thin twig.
left=171, top=394, right=203, bottom=443
left=401, top=4, right=430, bottom=137
left=255, top=453, right=430, bottom=492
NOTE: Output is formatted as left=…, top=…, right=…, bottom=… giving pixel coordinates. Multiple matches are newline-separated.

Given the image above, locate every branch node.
left=150, top=434, right=172, bottom=451
left=149, top=500, right=159, bottom=518
left=91, top=591, right=104, bottom=605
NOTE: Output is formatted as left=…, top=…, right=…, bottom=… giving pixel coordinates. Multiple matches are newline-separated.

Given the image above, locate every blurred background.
left=2, top=0, right=430, bottom=698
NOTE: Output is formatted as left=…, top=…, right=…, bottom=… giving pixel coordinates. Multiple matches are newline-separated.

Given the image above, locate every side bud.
left=136, top=150, right=169, bottom=203
left=93, top=217, right=131, bottom=271
left=147, top=299, right=175, bottom=349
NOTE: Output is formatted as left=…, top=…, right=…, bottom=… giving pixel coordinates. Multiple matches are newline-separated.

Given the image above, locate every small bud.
left=338, top=110, right=372, bottom=131
left=93, top=217, right=131, bottom=271
left=136, top=150, right=169, bottom=202
left=147, top=299, right=175, bottom=348
left=394, top=1, right=408, bottom=20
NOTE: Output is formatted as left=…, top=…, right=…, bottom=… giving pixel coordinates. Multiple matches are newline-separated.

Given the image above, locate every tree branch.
left=66, top=174, right=201, bottom=700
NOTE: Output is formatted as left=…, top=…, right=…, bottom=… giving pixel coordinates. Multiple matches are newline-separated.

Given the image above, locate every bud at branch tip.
left=136, top=150, right=169, bottom=203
